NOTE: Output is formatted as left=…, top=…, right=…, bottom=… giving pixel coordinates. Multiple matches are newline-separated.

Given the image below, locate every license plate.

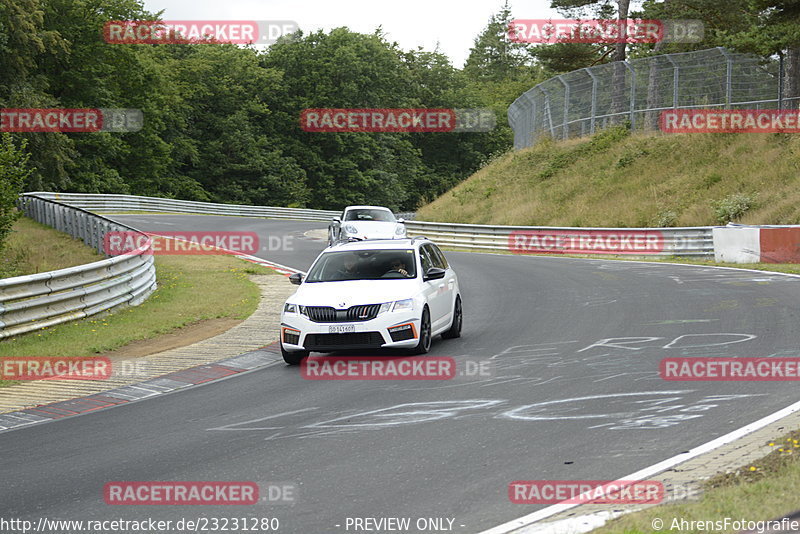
left=328, top=324, right=355, bottom=334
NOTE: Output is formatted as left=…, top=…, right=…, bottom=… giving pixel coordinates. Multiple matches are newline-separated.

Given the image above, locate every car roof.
left=325, top=238, right=429, bottom=252
left=343, top=205, right=393, bottom=212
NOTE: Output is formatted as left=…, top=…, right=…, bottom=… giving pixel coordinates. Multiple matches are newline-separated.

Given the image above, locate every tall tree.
left=464, top=1, right=533, bottom=81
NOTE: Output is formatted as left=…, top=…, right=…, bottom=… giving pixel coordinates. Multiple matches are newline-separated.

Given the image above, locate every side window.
left=429, top=245, right=448, bottom=269
left=419, top=246, right=434, bottom=273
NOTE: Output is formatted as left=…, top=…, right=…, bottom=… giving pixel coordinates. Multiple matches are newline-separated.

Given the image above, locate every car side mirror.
left=289, top=273, right=303, bottom=285
left=332, top=217, right=341, bottom=224
left=397, top=218, right=405, bottom=223
left=423, top=267, right=446, bottom=281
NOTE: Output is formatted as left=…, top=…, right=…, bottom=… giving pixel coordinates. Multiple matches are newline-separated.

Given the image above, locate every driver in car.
left=336, top=256, right=360, bottom=278
left=387, top=259, right=409, bottom=277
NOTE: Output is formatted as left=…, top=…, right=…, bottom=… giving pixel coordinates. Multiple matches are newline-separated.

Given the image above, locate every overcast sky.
left=141, top=0, right=562, bottom=68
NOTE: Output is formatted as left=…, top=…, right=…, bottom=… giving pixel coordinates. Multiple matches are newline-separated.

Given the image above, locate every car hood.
left=343, top=221, right=403, bottom=238
left=288, top=279, right=418, bottom=307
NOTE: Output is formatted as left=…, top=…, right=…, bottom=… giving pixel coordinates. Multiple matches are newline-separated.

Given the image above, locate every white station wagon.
left=327, top=205, right=407, bottom=245
left=279, top=238, right=462, bottom=365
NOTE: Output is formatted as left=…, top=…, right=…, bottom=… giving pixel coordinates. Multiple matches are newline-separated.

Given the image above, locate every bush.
left=711, top=193, right=755, bottom=224
left=0, top=134, right=32, bottom=253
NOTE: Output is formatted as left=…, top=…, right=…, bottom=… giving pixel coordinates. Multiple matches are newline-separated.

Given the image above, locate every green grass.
left=418, top=127, right=800, bottom=227
left=0, top=216, right=105, bottom=277
left=1, top=219, right=277, bottom=387
left=595, top=430, right=800, bottom=533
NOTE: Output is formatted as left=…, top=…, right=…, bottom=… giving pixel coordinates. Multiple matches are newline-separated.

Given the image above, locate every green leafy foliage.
left=0, top=133, right=31, bottom=250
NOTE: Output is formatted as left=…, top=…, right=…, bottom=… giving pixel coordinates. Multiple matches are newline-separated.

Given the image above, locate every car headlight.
left=376, top=299, right=414, bottom=314
left=395, top=225, right=406, bottom=236
left=283, top=302, right=298, bottom=314
left=343, top=224, right=358, bottom=234
left=392, top=298, right=414, bottom=312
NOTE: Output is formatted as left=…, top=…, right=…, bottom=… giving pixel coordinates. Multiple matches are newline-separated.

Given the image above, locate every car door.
left=428, top=243, right=456, bottom=328
left=419, top=244, right=449, bottom=330
left=330, top=209, right=346, bottom=243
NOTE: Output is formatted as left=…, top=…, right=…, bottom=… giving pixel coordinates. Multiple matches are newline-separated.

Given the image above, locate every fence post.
left=558, top=75, right=569, bottom=139
left=779, top=52, right=785, bottom=110
left=539, top=86, right=555, bottom=138
left=718, top=47, right=733, bottom=109
left=584, top=67, right=598, bottom=134
left=665, top=54, right=679, bottom=109
left=624, top=61, right=636, bottom=128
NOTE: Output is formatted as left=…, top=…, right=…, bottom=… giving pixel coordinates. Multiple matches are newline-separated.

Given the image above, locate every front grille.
left=305, top=304, right=381, bottom=323
left=304, top=332, right=384, bottom=350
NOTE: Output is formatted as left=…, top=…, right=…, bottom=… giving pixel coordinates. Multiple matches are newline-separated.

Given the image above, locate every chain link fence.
left=508, top=47, right=800, bottom=149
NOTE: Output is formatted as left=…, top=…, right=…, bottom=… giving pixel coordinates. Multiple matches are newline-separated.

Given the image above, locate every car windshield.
left=343, top=209, right=396, bottom=222
left=305, top=249, right=416, bottom=282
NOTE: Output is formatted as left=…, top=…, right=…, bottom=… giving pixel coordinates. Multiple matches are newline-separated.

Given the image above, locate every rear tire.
left=441, top=296, right=462, bottom=339
left=281, top=343, right=308, bottom=365
left=412, top=307, right=432, bottom=355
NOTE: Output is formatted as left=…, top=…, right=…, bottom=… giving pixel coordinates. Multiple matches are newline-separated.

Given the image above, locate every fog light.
left=388, top=323, right=415, bottom=342
left=283, top=327, right=300, bottom=345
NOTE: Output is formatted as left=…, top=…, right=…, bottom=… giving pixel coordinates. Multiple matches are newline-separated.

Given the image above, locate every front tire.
left=281, top=343, right=308, bottom=365
left=441, top=296, right=462, bottom=339
left=412, top=307, right=432, bottom=355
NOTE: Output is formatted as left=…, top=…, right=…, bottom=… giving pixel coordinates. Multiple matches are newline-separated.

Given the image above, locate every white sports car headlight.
left=283, top=302, right=298, bottom=314
left=395, top=224, right=406, bottom=236
left=392, top=299, right=414, bottom=312
left=377, top=299, right=414, bottom=314
left=343, top=224, right=358, bottom=234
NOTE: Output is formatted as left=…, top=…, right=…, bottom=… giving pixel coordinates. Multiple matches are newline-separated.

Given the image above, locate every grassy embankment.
left=418, top=127, right=800, bottom=228
left=0, top=216, right=276, bottom=387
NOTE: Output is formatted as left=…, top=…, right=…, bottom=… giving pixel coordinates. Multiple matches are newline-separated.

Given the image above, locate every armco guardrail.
left=27, top=192, right=340, bottom=221
left=404, top=220, right=714, bottom=257
left=0, top=195, right=157, bottom=339
left=23, top=192, right=714, bottom=258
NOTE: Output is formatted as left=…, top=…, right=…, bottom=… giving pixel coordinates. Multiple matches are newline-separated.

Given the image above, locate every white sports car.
left=327, top=205, right=407, bottom=245
left=280, top=237, right=462, bottom=365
